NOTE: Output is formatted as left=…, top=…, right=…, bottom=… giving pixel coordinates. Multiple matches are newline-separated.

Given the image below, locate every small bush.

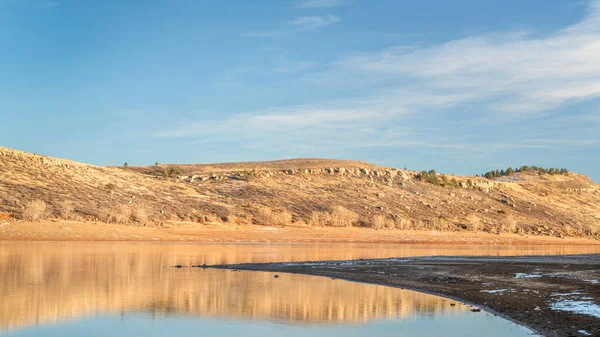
left=311, top=211, right=330, bottom=227
left=466, top=214, right=482, bottom=231
left=502, top=214, right=518, bottom=233
left=113, top=205, right=132, bottom=224
left=393, top=217, right=412, bottom=230
left=58, top=201, right=75, bottom=220
left=162, top=166, right=184, bottom=178
left=255, top=207, right=292, bottom=226
left=370, top=215, right=386, bottom=230
left=330, top=206, right=358, bottom=227
left=132, top=207, right=149, bottom=224
left=23, top=200, right=48, bottom=221
left=432, top=216, right=452, bottom=230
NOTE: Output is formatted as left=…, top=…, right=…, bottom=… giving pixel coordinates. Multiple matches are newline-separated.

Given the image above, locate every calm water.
left=2, top=242, right=598, bottom=336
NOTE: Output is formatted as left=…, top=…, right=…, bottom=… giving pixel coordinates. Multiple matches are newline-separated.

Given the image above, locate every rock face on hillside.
left=170, top=167, right=498, bottom=194
left=1, top=146, right=599, bottom=240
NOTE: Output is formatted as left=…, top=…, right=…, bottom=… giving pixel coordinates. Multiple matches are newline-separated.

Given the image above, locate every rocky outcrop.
left=170, top=166, right=497, bottom=192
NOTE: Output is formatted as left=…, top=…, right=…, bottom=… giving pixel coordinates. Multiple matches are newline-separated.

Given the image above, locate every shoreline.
left=1, top=220, right=599, bottom=245
left=207, top=254, right=600, bottom=337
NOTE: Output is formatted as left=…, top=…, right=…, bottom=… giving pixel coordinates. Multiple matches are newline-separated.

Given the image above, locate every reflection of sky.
left=4, top=313, right=533, bottom=337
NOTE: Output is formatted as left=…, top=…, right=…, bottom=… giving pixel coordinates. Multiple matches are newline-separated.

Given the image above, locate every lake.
left=2, top=241, right=599, bottom=336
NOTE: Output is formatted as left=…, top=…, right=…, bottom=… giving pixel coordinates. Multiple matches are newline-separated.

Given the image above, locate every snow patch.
left=480, top=289, right=507, bottom=294
left=551, top=291, right=583, bottom=297
left=578, top=330, right=592, bottom=336
left=550, top=299, right=600, bottom=318
left=515, top=273, right=542, bottom=279
left=584, top=279, right=599, bottom=285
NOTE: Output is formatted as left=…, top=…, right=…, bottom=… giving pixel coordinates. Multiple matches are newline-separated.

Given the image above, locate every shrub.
left=255, top=207, right=292, bottom=226
left=113, top=205, right=132, bottom=224
left=310, top=211, right=330, bottom=227
left=393, top=217, right=412, bottom=230
left=483, top=166, right=569, bottom=179
left=370, top=215, right=386, bottom=230
left=330, top=206, right=358, bottom=227
left=240, top=170, right=258, bottom=181
left=23, top=200, right=48, bottom=221
left=433, top=216, right=452, bottom=230
left=419, top=170, right=441, bottom=185
left=502, top=214, right=518, bottom=233
left=162, top=166, right=184, bottom=178
left=58, top=201, right=75, bottom=220
left=466, top=214, right=482, bottom=231
left=132, top=207, right=149, bottom=224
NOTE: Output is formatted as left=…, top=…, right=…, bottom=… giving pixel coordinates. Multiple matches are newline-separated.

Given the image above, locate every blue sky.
left=1, top=0, right=599, bottom=181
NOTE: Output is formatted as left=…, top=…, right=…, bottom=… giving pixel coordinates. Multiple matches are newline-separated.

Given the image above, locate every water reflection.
left=1, top=241, right=595, bottom=333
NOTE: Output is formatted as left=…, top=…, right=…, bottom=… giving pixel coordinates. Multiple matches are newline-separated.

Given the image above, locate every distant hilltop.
left=1, top=146, right=599, bottom=240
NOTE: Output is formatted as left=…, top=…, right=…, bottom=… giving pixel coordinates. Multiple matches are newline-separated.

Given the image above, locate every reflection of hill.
left=0, top=242, right=473, bottom=332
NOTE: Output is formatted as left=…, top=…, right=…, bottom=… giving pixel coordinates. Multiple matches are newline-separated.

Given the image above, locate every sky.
left=1, top=0, right=599, bottom=181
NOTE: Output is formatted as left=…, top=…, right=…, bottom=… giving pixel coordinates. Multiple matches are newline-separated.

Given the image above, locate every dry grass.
left=310, top=211, right=330, bottom=227
left=466, top=214, right=482, bottom=231
left=370, top=215, right=386, bottom=230
left=57, top=201, right=75, bottom=220
left=131, top=207, right=149, bottom=224
left=112, top=205, right=132, bottom=225
left=392, top=217, right=412, bottom=230
left=2, top=145, right=600, bottom=239
left=330, top=206, right=359, bottom=228
left=503, top=214, right=518, bottom=233
left=254, top=207, right=292, bottom=226
left=22, top=200, right=48, bottom=221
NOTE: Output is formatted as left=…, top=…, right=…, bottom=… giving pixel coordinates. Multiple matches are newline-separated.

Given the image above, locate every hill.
left=1, top=146, right=599, bottom=240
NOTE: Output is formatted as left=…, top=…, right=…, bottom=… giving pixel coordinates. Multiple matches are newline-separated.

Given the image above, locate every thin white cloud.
left=333, top=2, right=600, bottom=118
left=167, top=0, right=600, bottom=158
left=286, top=15, right=340, bottom=31
left=245, top=15, right=340, bottom=38
left=295, top=0, right=345, bottom=8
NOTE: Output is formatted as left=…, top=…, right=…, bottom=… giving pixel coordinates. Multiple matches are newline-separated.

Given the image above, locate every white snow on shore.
left=550, top=291, right=582, bottom=297
left=515, top=273, right=542, bottom=279
left=550, top=299, right=600, bottom=318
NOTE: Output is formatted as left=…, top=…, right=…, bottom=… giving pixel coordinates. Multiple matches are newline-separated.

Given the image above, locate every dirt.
left=2, top=220, right=600, bottom=245
left=208, top=255, right=600, bottom=337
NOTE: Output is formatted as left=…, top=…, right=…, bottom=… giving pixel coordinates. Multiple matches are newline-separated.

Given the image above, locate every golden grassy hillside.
left=1, top=146, right=599, bottom=239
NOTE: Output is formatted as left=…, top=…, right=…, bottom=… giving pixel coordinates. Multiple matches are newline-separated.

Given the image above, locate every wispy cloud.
left=332, top=2, right=600, bottom=119
left=286, top=15, right=340, bottom=31
left=295, top=0, right=345, bottom=9
left=167, top=0, right=600, bottom=161
left=244, top=15, right=341, bottom=38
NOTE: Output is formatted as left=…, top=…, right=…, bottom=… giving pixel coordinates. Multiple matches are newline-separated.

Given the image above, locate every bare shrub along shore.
left=1, top=146, right=600, bottom=239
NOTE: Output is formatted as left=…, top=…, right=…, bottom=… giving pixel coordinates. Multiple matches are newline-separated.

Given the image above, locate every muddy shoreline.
left=207, top=254, right=600, bottom=337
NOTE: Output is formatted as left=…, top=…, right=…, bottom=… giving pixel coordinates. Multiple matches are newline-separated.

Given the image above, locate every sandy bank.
left=1, top=220, right=599, bottom=244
